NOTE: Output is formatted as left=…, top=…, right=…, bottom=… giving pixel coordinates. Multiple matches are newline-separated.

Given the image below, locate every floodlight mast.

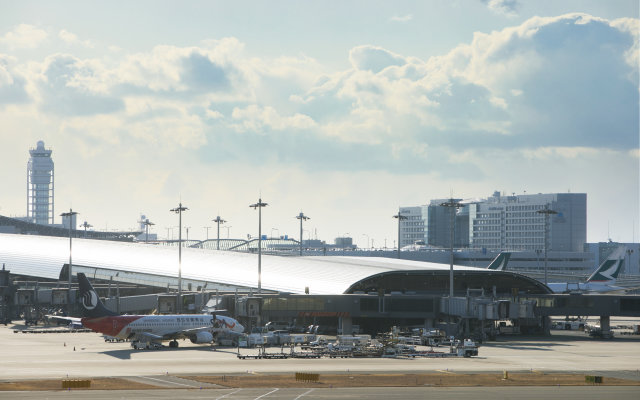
left=250, top=198, right=268, bottom=294
left=170, top=203, right=188, bottom=313
left=392, top=212, right=408, bottom=259
left=142, top=219, right=154, bottom=243
left=212, top=216, right=226, bottom=250
left=537, top=205, right=558, bottom=285
left=60, top=208, right=78, bottom=313
left=296, top=212, right=310, bottom=256
left=440, top=199, right=464, bottom=299
left=80, top=220, right=92, bottom=238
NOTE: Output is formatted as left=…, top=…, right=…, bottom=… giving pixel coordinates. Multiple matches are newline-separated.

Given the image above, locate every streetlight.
left=537, top=205, right=558, bottom=286
left=362, top=234, right=370, bottom=250
left=80, top=220, right=92, bottom=238
left=141, top=219, right=154, bottom=243
left=203, top=226, right=211, bottom=240
left=212, top=216, right=226, bottom=250
left=60, top=208, right=78, bottom=312
left=440, top=199, right=464, bottom=299
left=271, top=227, right=279, bottom=238
left=392, top=212, right=408, bottom=259
left=224, top=226, right=232, bottom=239
left=626, top=249, right=634, bottom=276
left=296, top=212, right=310, bottom=256
left=250, top=198, right=268, bottom=294
left=170, top=203, right=188, bottom=312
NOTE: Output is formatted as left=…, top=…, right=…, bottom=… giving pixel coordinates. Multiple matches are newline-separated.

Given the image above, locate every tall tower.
left=27, top=140, right=54, bottom=225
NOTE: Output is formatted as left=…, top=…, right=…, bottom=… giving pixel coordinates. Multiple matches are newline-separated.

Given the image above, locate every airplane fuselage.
left=547, top=281, right=623, bottom=294
left=81, top=314, right=242, bottom=340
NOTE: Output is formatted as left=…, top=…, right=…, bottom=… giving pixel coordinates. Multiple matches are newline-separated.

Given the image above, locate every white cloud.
left=0, top=24, right=47, bottom=50
left=391, top=14, right=413, bottom=23
left=349, top=45, right=406, bottom=73
left=483, top=0, right=519, bottom=17
left=230, top=104, right=316, bottom=133
left=58, top=29, right=94, bottom=48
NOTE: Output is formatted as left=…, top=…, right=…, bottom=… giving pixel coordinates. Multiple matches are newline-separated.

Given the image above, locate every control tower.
left=27, top=140, right=54, bottom=225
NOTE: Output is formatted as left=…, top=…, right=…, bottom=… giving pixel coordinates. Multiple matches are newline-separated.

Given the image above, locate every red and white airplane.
left=77, top=272, right=244, bottom=349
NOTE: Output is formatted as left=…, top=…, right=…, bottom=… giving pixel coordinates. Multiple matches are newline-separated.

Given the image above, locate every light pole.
left=61, top=208, right=78, bottom=313
left=224, top=226, right=232, bottom=239
left=440, top=199, right=464, bottom=299
left=212, top=216, right=226, bottom=250
left=142, top=219, right=154, bottom=243
left=170, top=203, right=188, bottom=312
left=203, top=226, right=211, bottom=240
left=362, top=234, right=370, bottom=250
left=250, top=198, right=268, bottom=294
left=80, top=220, right=92, bottom=238
left=393, top=212, right=408, bottom=259
left=271, top=227, right=279, bottom=238
left=537, top=205, right=557, bottom=286
left=296, top=212, right=310, bottom=256
left=626, top=249, right=634, bottom=276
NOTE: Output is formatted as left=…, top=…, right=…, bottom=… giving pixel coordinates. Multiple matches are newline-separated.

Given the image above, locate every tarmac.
left=1, top=321, right=639, bottom=399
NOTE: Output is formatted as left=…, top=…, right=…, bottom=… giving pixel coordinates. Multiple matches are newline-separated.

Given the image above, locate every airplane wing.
left=136, top=332, right=164, bottom=342
left=45, top=315, right=83, bottom=326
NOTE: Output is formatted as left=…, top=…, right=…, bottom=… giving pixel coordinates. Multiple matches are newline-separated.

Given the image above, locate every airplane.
left=486, top=252, right=511, bottom=271
left=77, top=272, right=244, bottom=349
left=546, top=246, right=627, bottom=294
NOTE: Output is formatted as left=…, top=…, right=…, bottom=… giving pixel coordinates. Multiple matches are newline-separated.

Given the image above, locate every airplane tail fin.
left=587, top=246, right=626, bottom=283
left=487, top=252, right=511, bottom=271
left=77, top=272, right=118, bottom=318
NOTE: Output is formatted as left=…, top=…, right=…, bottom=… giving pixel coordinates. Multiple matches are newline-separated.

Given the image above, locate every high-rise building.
left=402, top=191, right=587, bottom=252
left=398, top=206, right=426, bottom=247
left=468, top=191, right=586, bottom=252
left=26, top=141, right=54, bottom=225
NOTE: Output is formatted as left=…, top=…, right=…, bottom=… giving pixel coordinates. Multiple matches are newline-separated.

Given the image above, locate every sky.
left=0, top=0, right=638, bottom=248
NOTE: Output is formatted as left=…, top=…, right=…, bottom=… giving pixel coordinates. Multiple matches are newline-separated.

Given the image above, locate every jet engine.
left=190, top=331, right=213, bottom=344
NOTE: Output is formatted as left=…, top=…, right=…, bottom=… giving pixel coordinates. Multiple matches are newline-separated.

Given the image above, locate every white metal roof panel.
left=0, top=234, right=492, bottom=294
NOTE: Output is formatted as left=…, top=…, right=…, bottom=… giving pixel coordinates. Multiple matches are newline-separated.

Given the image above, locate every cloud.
left=0, top=55, right=30, bottom=105
left=230, top=105, right=316, bottom=133
left=349, top=45, right=406, bottom=73
left=391, top=14, right=413, bottom=23
left=58, top=30, right=94, bottom=48
left=1, top=13, right=637, bottom=176
left=482, top=0, right=519, bottom=17
left=0, top=24, right=47, bottom=50
left=302, top=13, right=638, bottom=152
left=37, top=54, right=124, bottom=116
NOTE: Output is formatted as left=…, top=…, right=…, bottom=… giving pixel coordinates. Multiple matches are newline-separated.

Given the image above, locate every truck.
left=453, top=339, right=479, bottom=357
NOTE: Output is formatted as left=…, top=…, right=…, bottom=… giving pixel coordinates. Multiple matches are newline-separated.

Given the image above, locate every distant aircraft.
left=486, top=252, right=511, bottom=271
left=546, top=246, right=627, bottom=294
left=77, top=272, right=244, bottom=349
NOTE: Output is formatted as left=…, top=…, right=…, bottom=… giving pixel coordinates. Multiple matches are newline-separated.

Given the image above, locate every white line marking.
left=255, top=388, right=279, bottom=399
left=216, top=388, right=242, bottom=399
left=139, top=375, right=200, bottom=387
left=294, top=388, right=315, bottom=399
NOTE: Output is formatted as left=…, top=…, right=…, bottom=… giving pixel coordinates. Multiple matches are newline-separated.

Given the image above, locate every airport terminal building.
left=3, top=232, right=638, bottom=338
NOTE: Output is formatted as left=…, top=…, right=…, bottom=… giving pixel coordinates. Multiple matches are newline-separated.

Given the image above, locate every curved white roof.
left=0, top=233, right=496, bottom=295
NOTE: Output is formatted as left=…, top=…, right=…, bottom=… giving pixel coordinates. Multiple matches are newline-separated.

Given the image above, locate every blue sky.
left=0, top=0, right=638, bottom=246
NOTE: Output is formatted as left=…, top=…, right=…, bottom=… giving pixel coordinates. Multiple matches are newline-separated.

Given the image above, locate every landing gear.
left=169, top=340, right=179, bottom=348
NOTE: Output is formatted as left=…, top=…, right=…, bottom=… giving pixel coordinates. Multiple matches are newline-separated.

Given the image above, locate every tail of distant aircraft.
left=487, top=252, right=511, bottom=271
left=586, top=246, right=626, bottom=283
left=77, top=272, right=118, bottom=318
